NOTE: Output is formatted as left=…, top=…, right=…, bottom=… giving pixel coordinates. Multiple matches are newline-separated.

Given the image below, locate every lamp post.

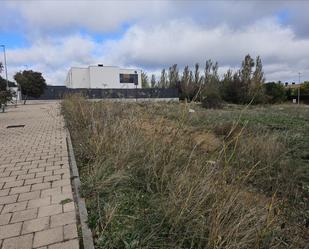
left=298, top=72, right=301, bottom=105
left=0, top=45, right=9, bottom=89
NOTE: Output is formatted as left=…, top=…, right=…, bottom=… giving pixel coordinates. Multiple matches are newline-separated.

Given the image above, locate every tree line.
left=141, top=54, right=303, bottom=107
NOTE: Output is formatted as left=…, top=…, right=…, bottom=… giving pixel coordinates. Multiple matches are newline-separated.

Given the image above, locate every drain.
left=7, top=125, right=25, bottom=129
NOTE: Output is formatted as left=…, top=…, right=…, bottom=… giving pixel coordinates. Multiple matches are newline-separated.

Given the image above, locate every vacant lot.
left=62, top=96, right=308, bottom=249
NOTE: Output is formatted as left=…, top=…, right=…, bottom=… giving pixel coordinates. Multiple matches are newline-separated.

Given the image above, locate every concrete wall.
left=66, top=68, right=89, bottom=88
left=66, top=66, right=141, bottom=89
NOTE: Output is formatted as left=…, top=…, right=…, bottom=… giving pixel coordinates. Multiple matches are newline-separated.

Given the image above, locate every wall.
left=68, top=68, right=90, bottom=88
left=89, top=66, right=118, bottom=88
left=28, top=86, right=179, bottom=100
left=66, top=66, right=142, bottom=89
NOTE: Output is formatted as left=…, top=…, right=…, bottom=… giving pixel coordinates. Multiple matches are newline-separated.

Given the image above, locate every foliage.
left=300, top=81, right=309, bottom=95
left=0, top=88, right=14, bottom=112
left=0, top=75, right=17, bottom=89
left=62, top=96, right=307, bottom=249
left=264, top=82, right=287, bottom=103
left=14, top=70, right=46, bottom=104
left=201, top=85, right=222, bottom=109
left=141, top=71, right=149, bottom=88
left=168, top=64, right=179, bottom=88
left=179, top=65, right=196, bottom=101
left=150, top=74, right=156, bottom=88
left=158, top=69, right=168, bottom=88
left=220, top=55, right=265, bottom=104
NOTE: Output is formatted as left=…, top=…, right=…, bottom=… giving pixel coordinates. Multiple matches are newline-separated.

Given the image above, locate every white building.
left=65, top=65, right=142, bottom=89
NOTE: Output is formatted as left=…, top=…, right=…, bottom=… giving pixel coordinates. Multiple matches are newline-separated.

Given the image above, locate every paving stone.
left=52, top=193, right=73, bottom=204
left=41, top=187, right=61, bottom=197
left=48, top=239, right=79, bottom=249
left=43, top=175, right=61, bottom=183
left=33, top=226, right=63, bottom=248
left=1, top=201, right=27, bottom=214
left=50, top=211, right=76, bottom=227
left=16, top=173, right=35, bottom=180
left=31, top=182, right=51, bottom=191
left=2, top=233, right=33, bottom=249
left=11, top=208, right=37, bottom=223
left=10, top=185, right=31, bottom=195
left=0, top=188, right=10, bottom=197
left=18, top=191, right=40, bottom=202
left=0, top=222, right=22, bottom=239
left=63, top=201, right=75, bottom=212
left=0, top=195, right=17, bottom=204
left=22, top=216, right=49, bottom=234
left=0, top=176, right=16, bottom=183
left=0, top=102, right=79, bottom=249
left=0, top=213, right=12, bottom=225
left=64, top=223, right=78, bottom=240
left=52, top=179, right=71, bottom=188
left=27, top=197, right=50, bottom=209
left=24, top=177, right=43, bottom=185
left=3, top=180, right=24, bottom=189
left=38, top=204, right=62, bottom=217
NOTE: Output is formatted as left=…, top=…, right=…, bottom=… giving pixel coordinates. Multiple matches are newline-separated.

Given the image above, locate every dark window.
left=120, top=74, right=138, bottom=84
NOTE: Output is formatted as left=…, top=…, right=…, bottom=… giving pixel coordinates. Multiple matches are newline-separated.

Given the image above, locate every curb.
left=66, top=128, right=95, bottom=249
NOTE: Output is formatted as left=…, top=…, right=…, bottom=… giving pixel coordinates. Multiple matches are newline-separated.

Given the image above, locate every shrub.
left=264, top=82, right=287, bottom=103
left=201, top=83, right=223, bottom=109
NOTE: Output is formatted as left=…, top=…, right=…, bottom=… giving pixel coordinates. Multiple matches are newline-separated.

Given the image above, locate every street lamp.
left=0, top=45, right=9, bottom=89
left=298, top=72, right=301, bottom=105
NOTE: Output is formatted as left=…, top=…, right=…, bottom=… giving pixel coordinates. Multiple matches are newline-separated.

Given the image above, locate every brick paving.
left=0, top=102, right=79, bottom=248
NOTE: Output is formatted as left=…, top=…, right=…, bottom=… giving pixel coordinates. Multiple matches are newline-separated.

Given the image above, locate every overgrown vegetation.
left=63, top=95, right=308, bottom=249
left=143, top=54, right=309, bottom=106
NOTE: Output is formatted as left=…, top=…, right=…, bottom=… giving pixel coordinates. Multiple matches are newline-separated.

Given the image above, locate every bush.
left=201, top=83, right=223, bottom=109
left=264, top=82, right=287, bottom=103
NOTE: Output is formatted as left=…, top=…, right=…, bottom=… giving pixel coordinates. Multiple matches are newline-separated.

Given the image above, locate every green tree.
left=141, top=71, right=149, bottom=88
left=14, top=70, right=46, bottom=104
left=301, top=81, right=309, bottom=95
left=0, top=62, right=14, bottom=112
left=250, top=56, right=265, bottom=103
left=150, top=74, right=156, bottom=88
left=168, top=64, right=179, bottom=88
left=159, top=69, right=168, bottom=88
left=263, top=82, right=286, bottom=103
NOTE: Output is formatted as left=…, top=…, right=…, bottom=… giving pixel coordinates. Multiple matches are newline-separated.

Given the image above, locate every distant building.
left=65, top=65, right=142, bottom=89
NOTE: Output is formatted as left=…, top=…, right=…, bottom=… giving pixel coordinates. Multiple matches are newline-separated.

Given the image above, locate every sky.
left=1, top=0, right=309, bottom=85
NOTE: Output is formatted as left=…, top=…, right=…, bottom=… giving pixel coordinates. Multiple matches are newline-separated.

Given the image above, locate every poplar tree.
left=141, top=71, right=149, bottom=88
left=150, top=74, right=156, bottom=88
left=159, top=69, right=168, bottom=88
left=168, top=64, right=179, bottom=88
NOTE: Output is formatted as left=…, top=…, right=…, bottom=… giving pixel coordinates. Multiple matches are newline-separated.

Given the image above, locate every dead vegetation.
left=62, top=95, right=307, bottom=249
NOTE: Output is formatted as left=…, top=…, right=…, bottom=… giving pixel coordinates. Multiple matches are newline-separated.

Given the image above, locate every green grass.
left=62, top=96, right=308, bottom=249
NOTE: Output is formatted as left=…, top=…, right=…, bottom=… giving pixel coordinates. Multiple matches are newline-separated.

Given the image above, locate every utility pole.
left=298, top=72, right=301, bottom=105
left=0, top=45, right=9, bottom=89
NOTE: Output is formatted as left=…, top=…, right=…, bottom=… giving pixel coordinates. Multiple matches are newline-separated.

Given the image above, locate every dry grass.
left=62, top=95, right=305, bottom=249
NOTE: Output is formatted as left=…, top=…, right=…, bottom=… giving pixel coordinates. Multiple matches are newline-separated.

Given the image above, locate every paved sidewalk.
left=0, top=102, right=79, bottom=249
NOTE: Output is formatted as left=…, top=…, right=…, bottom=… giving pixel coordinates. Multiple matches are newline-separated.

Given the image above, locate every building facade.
left=65, top=65, right=142, bottom=89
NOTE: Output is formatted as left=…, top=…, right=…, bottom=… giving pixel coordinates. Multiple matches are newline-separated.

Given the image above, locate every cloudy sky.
left=1, top=0, right=309, bottom=85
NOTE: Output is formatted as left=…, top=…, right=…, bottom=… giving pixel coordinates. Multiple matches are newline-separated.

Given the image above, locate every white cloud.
left=102, top=18, right=309, bottom=82
left=2, top=1, right=309, bottom=84
left=6, top=34, right=97, bottom=85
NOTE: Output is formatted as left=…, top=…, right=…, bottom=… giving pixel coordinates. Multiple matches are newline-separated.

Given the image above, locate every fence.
left=29, top=86, right=179, bottom=100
